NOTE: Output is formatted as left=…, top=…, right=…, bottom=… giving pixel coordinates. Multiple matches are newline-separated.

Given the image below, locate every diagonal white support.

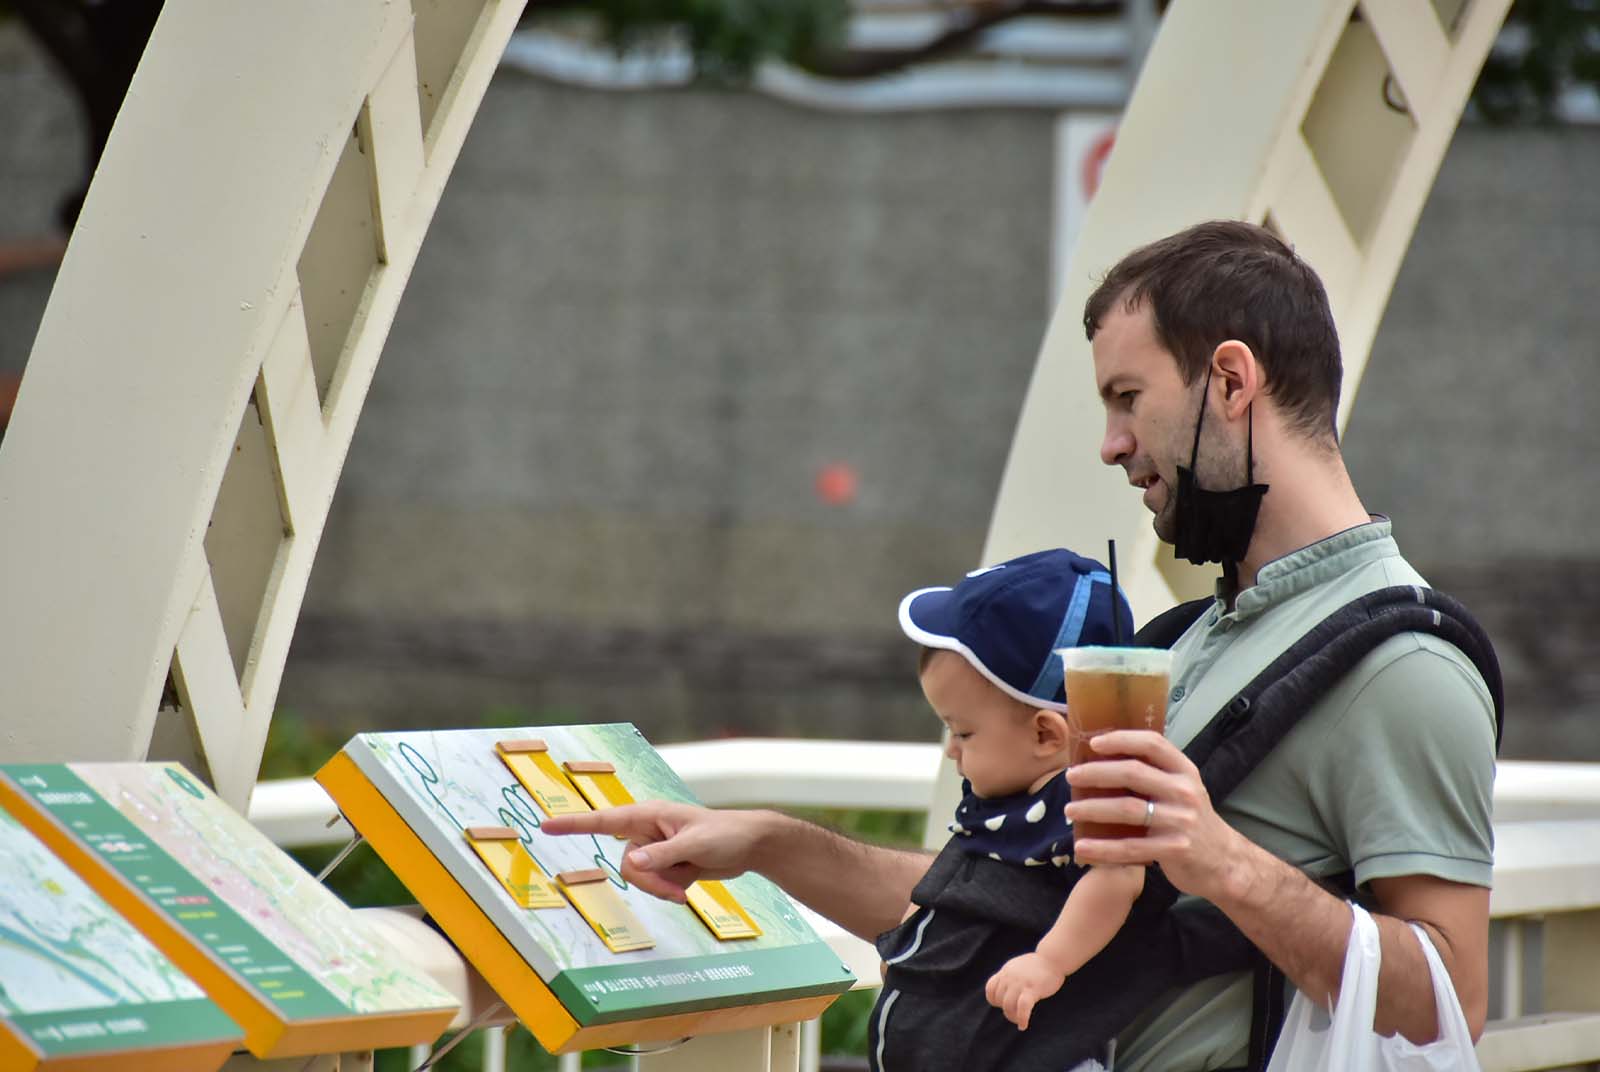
left=1360, top=0, right=1451, bottom=122
left=362, top=34, right=429, bottom=262
left=955, top=0, right=1513, bottom=848
left=256, top=294, right=327, bottom=536
left=1257, top=134, right=1363, bottom=311
left=0, top=0, right=530, bottom=808
left=173, top=568, right=250, bottom=805
left=985, top=0, right=1512, bottom=627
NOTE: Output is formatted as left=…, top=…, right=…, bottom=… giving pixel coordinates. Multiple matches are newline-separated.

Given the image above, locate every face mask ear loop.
left=1190, top=363, right=1214, bottom=469
left=1246, top=401, right=1255, bottom=484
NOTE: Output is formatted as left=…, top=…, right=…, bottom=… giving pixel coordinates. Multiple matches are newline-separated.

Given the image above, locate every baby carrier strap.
left=912, top=836, right=1080, bottom=936
left=1133, top=595, right=1212, bottom=649
left=1186, top=583, right=1505, bottom=800
left=880, top=843, right=1232, bottom=1070
left=1177, top=584, right=1505, bottom=1070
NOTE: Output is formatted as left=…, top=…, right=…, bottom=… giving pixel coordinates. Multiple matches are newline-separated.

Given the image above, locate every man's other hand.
left=539, top=803, right=771, bottom=904
left=1063, top=729, right=1248, bottom=900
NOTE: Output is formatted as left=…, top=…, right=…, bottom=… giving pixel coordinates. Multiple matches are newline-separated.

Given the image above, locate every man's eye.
left=954, top=732, right=973, bottom=740
left=1120, top=390, right=1138, bottom=408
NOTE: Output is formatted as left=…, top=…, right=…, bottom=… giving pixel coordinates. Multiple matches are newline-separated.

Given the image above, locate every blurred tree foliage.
left=525, top=0, right=852, bottom=82
left=1475, top=0, right=1600, bottom=121
left=515, top=0, right=1600, bottom=115
left=2, top=0, right=1595, bottom=120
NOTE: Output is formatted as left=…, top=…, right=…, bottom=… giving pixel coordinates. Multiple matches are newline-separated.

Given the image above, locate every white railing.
left=258, top=745, right=1600, bottom=1072
left=251, top=747, right=1600, bottom=846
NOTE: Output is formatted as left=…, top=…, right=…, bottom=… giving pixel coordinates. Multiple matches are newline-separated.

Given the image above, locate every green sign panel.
left=0, top=803, right=240, bottom=1061
left=0, top=763, right=458, bottom=1029
left=550, top=944, right=854, bottom=1024
left=4, top=764, right=351, bottom=1020
left=339, top=724, right=856, bottom=1026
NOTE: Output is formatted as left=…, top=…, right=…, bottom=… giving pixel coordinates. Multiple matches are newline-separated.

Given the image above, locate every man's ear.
left=1209, top=339, right=1260, bottom=421
left=1033, top=709, right=1070, bottom=754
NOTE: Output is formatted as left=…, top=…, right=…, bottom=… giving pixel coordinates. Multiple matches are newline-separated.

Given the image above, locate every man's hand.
left=1064, top=729, right=1249, bottom=898
left=985, top=952, right=1067, bottom=1031
left=539, top=802, right=770, bottom=904
left=543, top=802, right=934, bottom=940
left=1063, top=729, right=1491, bottom=1044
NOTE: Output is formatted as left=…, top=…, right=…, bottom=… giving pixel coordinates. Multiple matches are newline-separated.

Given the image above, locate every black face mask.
left=1172, top=367, right=1268, bottom=567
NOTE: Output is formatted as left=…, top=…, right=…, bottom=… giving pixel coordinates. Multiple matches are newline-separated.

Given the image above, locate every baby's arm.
left=984, top=863, right=1145, bottom=1030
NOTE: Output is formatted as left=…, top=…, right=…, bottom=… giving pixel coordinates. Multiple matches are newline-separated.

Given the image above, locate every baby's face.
left=920, top=651, right=1046, bottom=798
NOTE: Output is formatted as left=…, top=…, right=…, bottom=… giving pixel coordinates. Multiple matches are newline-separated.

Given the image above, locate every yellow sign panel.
left=465, top=827, right=566, bottom=909
left=496, top=741, right=591, bottom=817
left=563, top=761, right=634, bottom=839
left=686, top=881, right=763, bottom=941
left=556, top=870, right=655, bottom=953
left=315, top=728, right=851, bottom=1055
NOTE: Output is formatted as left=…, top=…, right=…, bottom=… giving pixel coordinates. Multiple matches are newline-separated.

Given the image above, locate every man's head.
left=898, top=548, right=1133, bottom=797
left=1083, top=220, right=1342, bottom=440
left=1084, top=221, right=1343, bottom=558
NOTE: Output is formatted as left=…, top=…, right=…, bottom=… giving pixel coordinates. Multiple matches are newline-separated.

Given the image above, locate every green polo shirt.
left=1114, top=520, right=1496, bottom=1072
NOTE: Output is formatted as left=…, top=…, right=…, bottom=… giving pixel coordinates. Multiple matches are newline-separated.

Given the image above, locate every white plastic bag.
left=1265, top=902, right=1480, bottom=1071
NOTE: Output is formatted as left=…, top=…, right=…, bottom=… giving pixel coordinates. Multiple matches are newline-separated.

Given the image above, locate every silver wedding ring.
left=1143, top=799, right=1156, bottom=827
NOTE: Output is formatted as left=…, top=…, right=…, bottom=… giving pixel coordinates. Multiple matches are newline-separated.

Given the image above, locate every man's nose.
left=1100, top=419, right=1132, bottom=467
left=944, top=738, right=960, bottom=761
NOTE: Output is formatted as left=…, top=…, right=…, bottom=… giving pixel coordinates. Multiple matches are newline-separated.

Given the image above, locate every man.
left=543, top=221, right=1495, bottom=1070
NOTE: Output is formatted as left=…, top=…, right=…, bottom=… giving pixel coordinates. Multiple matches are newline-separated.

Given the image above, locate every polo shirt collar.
left=1216, top=518, right=1396, bottom=623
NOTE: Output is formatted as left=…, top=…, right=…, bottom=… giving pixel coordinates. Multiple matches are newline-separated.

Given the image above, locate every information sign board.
left=0, top=763, right=459, bottom=1058
left=316, top=724, right=854, bottom=1053
left=0, top=804, right=240, bottom=1071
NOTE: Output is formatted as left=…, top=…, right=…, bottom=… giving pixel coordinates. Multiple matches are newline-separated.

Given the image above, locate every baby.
left=897, top=547, right=1143, bottom=1033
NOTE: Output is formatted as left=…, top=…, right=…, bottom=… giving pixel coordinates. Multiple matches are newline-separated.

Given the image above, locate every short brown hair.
left=1083, top=220, right=1343, bottom=440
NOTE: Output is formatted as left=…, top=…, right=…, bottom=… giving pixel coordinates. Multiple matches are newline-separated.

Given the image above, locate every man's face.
left=921, top=651, right=1044, bottom=799
left=1091, top=304, right=1242, bottom=539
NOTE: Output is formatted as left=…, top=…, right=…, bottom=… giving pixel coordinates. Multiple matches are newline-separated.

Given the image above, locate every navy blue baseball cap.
left=898, top=548, right=1134, bottom=711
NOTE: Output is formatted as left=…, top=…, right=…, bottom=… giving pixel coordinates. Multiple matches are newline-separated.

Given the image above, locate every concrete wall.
left=2, top=22, right=1596, bottom=756
left=278, top=75, right=1058, bottom=744
left=1343, top=128, right=1600, bottom=758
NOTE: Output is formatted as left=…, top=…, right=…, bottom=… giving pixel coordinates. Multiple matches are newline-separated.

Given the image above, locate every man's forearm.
left=747, top=810, right=932, bottom=941
left=1062, top=731, right=1486, bottom=1045
left=1215, top=840, right=1452, bottom=1044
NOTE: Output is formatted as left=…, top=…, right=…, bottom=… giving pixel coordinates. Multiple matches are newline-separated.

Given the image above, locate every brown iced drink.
left=1060, top=646, right=1172, bottom=840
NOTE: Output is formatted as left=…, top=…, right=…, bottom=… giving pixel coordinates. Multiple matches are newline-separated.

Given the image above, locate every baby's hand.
left=984, top=952, right=1067, bottom=1030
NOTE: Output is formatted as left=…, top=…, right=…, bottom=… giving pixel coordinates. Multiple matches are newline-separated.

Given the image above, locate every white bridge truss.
left=3, top=1, right=1597, bottom=1069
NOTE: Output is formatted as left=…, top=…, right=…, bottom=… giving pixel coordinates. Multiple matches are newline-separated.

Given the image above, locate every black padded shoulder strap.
left=1134, top=597, right=1212, bottom=649
left=1174, top=584, right=1503, bottom=1072
left=1182, top=585, right=1505, bottom=808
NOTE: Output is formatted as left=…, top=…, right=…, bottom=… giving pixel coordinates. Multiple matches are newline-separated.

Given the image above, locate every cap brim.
left=898, top=586, right=1067, bottom=712
left=898, top=586, right=958, bottom=647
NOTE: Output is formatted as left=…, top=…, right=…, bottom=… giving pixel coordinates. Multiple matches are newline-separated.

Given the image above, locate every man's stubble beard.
left=1150, top=402, right=1251, bottom=547
left=1152, top=493, right=1178, bottom=544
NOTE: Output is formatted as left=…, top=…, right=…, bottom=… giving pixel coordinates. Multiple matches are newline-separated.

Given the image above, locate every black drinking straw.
left=1108, top=538, right=1123, bottom=645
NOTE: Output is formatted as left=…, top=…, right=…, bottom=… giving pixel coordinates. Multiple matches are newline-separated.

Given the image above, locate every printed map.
left=337, top=724, right=854, bottom=1023
left=349, top=724, right=818, bottom=974
left=67, top=763, right=455, bottom=1017
left=0, top=803, right=239, bottom=1062
left=0, top=807, right=200, bottom=1015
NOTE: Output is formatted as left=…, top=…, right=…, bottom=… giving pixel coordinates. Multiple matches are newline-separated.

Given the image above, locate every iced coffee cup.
left=1058, top=646, right=1172, bottom=840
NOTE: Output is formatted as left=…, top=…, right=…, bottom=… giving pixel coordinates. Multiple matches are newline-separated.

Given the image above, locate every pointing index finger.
left=539, top=804, right=653, bottom=839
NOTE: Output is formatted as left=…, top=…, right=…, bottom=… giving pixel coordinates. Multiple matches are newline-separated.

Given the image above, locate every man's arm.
left=1065, top=731, right=1490, bottom=1043
left=1194, top=830, right=1488, bottom=1040
left=539, top=802, right=933, bottom=941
